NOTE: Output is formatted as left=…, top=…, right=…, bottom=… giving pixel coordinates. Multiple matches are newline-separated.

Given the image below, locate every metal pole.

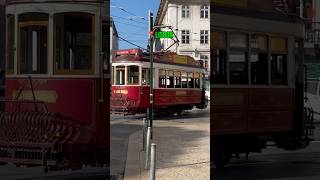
left=145, top=127, right=151, bottom=169
left=148, top=10, right=154, bottom=131
left=142, top=117, right=147, bottom=151
left=149, top=143, right=156, bottom=180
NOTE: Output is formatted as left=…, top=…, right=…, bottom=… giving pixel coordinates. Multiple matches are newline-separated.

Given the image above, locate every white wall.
left=110, top=20, right=119, bottom=63
left=156, top=1, right=210, bottom=75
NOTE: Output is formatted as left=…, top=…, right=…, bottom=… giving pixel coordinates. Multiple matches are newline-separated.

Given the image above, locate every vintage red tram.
left=111, top=48, right=208, bottom=114
left=211, top=3, right=314, bottom=167
left=0, top=0, right=110, bottom=170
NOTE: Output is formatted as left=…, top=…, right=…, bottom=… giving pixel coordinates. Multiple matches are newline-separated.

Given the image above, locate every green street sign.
left=154, top=31, right=174, bottom=39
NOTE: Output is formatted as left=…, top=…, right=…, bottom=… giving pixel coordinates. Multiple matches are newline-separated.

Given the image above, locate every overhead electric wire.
left=113, top=20, right=148, bottom=29
left=118, top=31, right=147, bottom=36
left=110, top=2, right=147, bottom=21
left=118, top=36, right=148, bottom=51
left=112, top=15, right=146, bottom=25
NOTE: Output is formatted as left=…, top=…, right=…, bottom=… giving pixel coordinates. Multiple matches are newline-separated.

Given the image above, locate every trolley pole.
left=148, top=10, right=154, bottom=131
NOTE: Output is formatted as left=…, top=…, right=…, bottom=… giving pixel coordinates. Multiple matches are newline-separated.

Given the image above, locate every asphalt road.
left=212, top=124, right=320, bottom=180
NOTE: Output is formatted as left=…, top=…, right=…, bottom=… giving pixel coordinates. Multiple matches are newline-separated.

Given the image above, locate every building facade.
left=110, top=17, right=119, bottom=54
left=110, top=17, right=119, bottom=63
left=155, top=0, right=210, bottom=81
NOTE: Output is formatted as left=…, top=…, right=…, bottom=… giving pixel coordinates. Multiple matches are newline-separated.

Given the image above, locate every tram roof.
left=213, top=5, right=302, bottom=23
left=113, top=48, right=204, bottom=69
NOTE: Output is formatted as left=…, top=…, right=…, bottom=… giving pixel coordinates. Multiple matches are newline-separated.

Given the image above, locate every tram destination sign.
left=154, top=31, right=175, bottom=39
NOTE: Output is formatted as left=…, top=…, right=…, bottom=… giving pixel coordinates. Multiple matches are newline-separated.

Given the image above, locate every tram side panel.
left=111, top=85, right=203, bottom=113
left=3, top=78, right=109, bottom=165
left=212, top=88, right=294, bottom=135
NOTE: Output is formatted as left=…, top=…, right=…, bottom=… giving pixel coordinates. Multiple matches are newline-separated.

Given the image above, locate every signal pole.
left=148, top=10, right=154, bottom=133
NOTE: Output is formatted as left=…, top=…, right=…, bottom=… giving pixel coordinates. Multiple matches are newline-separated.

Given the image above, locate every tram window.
left=188, top=72, right=194, bottom=88
left=55, top=13, right=93, bottom=74
left=174, top=71, right=182, bottom=88
left=6, top=15, right=14, bottom=74
left=271, top=55, right=287, bottom=85
left=142, top=68, right=149, bottom=85
left=194, top=73, right=200, bottom=88
left=167, top=70, right=174, bottom=88
left=182, top=71, right=188, bottom=88
left=212, top=50, right=227, bottom=83
left=251, top=53, right=268, bottom=84
left=116, top=66, right=125, bottom=85
left=159, top=69, right=166, bottom=88
left=127, top=66, right=139, bottom=85
left=18, top=13, right=49, bottom=74
left=229, top=52, right=248, bottom=84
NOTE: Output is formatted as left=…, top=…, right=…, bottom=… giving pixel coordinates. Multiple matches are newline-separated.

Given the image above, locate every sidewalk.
left=123, top=116, right=210, bottom=180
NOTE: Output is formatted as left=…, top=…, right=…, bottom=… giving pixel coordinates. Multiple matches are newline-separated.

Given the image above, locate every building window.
left=200, top=5, right=209, bottom=19
left=200, top=30, right=209, bottom=44
left=182, top=5, right=190, bottom=18
left=181, top=30, right=190, bottom=44
left=200, top=55, right=209, bottom=70
left=18, top=13, right=49, bottom=74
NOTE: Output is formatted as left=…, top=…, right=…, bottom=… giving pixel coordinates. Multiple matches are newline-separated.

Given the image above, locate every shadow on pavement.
left=212, top=151, right=320, bottom=180
left=154, top=108, right=210, bottom=121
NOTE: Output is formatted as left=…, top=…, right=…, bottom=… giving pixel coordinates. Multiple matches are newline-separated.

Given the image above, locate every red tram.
left=111, top=48, right=208, bottom=114
left=0, top=0, right=110, bottom=170
left=211, top=3, right=314, bottom=167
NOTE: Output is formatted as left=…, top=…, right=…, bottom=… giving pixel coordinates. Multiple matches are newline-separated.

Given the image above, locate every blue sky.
left=110, top=0, right=160, bottom=49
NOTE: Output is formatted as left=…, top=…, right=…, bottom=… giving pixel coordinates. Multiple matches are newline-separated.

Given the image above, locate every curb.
left=123, top=130, right=144, bottom=180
